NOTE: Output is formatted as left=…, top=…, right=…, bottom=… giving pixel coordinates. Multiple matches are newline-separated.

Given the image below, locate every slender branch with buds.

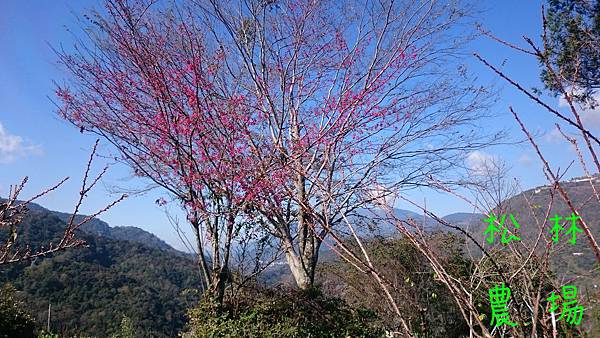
left=0, top=140, right=126, bottom=265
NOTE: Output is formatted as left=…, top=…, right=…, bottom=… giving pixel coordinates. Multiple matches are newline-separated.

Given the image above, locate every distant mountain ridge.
left=261, top=208, right=484, bottom=286
left=349, top=208, right=483, bottom=237
left=443, top=212, right=484, bottom=224
left=19, top=201, right=178, bottom=253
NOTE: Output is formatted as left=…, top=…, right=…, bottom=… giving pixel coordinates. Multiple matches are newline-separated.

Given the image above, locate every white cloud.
left=466, top=150, right=498, bottom=176
left=517, top=153, right=534, bottom=166
left=367, top=183, right=396, bottom=207
left=0, top=122, right=41, bottom=163
left=558, top=91, right=600, bottom=129
left=543, top=126, right=564, bottom=144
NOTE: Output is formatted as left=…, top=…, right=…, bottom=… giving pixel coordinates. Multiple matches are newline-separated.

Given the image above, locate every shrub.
left=0, top=283, right=36, bottom=338
left=185, top=287, right=385, bottom=337
left=110, top=315, right=136, bottom=338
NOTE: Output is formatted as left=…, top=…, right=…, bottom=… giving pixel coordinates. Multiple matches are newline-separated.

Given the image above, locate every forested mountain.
left=503, top=176, right=600, bottom=281
left=317, top=233, right=476, bottom=337
left=459, top=176, right=600, bottom=291
left=25, top=202, right=179, bottom=254
left=0, top=202, right=200, bottom=337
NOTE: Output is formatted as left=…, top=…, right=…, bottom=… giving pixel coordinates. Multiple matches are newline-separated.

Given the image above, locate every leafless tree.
left=1, top=140, right=126, bottom=265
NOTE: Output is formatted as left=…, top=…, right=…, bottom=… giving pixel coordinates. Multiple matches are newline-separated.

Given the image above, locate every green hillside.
left=0, top=204, right=201, bottom=337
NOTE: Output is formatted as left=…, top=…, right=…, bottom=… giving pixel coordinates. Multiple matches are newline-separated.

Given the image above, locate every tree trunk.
left=192, top=214, right=229, bottom=304
left=210, top=266, right=229, bottom=306
left=284, top=247, right=312, bottom=289
left=211, top=213, right=235, bottom=305
left=284, top=110, right=321, bottom=290
left=281, top=232, right=321, bottom=289
left=192, top=221, right=211, bottom=292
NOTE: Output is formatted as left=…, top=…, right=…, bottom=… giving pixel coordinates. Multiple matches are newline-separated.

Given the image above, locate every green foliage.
left=542, top=0, right=600, bottom=104
left=0, top=283, right=36, bottom=338
left=318, top=233, right=475, bottom=337
left=110, top=315, right=136, bottom=338
left=37, top=331, right=59, bottom=338
left=0, top=205, right=201, bottom=337
left=186, top=287, right=385, bottom=338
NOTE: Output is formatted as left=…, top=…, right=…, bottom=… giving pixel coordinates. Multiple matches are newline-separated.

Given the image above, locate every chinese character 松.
left=483, top=214, right=521, bottom=245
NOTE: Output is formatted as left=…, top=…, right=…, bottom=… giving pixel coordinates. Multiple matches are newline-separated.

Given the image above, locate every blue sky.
left=0, top=0, right=594, bottom=251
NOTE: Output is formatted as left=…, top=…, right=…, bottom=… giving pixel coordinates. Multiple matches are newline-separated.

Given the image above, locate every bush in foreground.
left=185, top=286, right=385, bottom=338
left=0, top=283, right=36, bottom=338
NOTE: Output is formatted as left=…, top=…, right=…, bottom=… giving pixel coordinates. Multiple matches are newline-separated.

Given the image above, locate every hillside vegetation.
left=0, top=203, right=200, bottom=337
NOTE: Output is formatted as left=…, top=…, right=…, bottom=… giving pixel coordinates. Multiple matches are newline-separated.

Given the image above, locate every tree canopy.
left=543, top=0, right=600, bottom=105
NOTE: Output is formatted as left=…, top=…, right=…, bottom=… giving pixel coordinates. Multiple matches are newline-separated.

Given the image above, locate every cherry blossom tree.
left=54, top=0, right=283, bottom=301
left=199, top=0, right=500, bottom=289
left=57, top=0, right=499, bottom=295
